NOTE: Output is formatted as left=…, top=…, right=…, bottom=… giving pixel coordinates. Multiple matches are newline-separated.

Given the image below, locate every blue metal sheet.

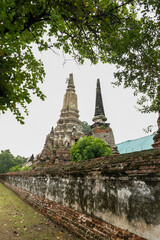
left=116, top=134, right=154, bottom=154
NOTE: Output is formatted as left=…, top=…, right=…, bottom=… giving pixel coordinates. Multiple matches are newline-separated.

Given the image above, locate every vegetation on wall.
left=0, top=150, right=27, bottom=173
left=0, top=0, right=159, bottom=123
left=70, top=136, right=112, bottom=161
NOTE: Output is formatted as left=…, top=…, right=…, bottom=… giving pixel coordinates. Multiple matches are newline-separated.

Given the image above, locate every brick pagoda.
left=91, top=79, right=119, bottom=154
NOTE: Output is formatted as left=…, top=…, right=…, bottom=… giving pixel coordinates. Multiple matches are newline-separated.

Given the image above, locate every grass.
left=0, top=183, right=79, bottom=240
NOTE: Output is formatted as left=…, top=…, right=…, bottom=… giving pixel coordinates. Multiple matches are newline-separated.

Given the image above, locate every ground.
left=0, top=183, right=80, bottom=240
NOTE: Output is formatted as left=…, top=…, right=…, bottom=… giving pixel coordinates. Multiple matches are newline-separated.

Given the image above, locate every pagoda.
left=40, top=73, right=84, bottom=163
left=91, top=79, right=118, bottom=154
left=53, top=73, right=84, bottom=148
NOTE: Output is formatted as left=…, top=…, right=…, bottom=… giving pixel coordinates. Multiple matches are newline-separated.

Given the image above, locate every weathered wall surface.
left=0, top=148, right=160, bottom=240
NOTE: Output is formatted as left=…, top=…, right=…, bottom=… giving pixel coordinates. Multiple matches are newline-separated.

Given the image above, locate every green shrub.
left=70, top=136, right=112, bottom=161
left=9, top=164, right=21, bottom=172
left=9, top=164, right=31, bottom=172
left=20, top=166, right=31, bottom=171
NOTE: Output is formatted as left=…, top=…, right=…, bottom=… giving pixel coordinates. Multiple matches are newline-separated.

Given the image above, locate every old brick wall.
left=0, top=148, right=160, bottom=240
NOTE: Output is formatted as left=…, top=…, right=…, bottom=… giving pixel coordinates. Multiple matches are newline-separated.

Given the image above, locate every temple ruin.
left=37, top=74, right=118, bottom=165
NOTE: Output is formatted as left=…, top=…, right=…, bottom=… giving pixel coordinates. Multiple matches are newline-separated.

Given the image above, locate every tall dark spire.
left=93, top=79, right=107, bottom=123
left=94, top=79, right=105, bottom=116
left=91, top=78, right=119, bottom=154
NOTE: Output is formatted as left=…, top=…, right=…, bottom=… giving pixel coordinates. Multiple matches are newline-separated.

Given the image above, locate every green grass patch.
left=0, top=183, right=79, bottom=240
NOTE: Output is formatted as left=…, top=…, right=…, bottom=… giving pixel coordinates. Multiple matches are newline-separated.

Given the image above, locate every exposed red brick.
left=0, top=181, right=146, bottom=240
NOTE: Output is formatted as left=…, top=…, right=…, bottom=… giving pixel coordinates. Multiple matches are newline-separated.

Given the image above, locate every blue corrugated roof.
left=116, top=134, right=154, bottom=154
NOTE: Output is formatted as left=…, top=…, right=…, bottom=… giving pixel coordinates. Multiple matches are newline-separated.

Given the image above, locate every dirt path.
left=0, top=183, right=80, bottom=240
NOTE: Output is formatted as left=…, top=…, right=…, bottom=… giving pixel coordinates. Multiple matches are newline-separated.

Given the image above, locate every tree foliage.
left=0, top=0, right=159, bottom=123
left=70, top=136, right=112, bottom=161
left=9, top=164, right=31, bottom=172
left=111, top=0, right=160, bottom=113
left=81, top=121, right=91, bottom=136
left=9, top=164, right=22, bottom=172
left=0, top=150, right=27, bottom=173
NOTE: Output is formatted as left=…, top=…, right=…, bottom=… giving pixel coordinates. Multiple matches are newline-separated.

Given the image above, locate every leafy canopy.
left=111, top=0, right=160, bottom=113
left=81, top=121, right=91, bottom=136
left=70, top=136, right=112, bottom=161
left=9, top=165, right=31, bottom=172
left=9, top=164, right=22, bottom=172
left=0, top=149, right=27, bottom=173
left=0, top=0, right=159, bottom=123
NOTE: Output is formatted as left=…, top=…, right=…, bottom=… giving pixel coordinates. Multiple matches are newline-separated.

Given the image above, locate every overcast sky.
left=0, top=46, right=158, bottom=157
